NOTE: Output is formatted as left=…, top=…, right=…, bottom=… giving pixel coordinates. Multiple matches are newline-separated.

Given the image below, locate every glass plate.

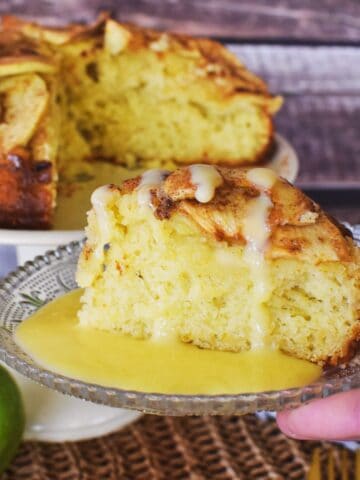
left=0, top=227, right=359, bottom=416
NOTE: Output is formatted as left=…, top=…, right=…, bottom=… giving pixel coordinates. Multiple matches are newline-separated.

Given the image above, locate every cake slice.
left=76, top=166, right=360, bottom=365
left=0, top=15, right=281, bottom=228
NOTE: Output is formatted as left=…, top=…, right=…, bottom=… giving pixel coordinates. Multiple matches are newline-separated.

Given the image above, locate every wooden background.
left=1, top=0, right=360, bottom=43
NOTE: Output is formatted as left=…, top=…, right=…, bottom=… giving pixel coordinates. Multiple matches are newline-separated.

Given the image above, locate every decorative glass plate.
left=0, top=227, right=359, bottom=416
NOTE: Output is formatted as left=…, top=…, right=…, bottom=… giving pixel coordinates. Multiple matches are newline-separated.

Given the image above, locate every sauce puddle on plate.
left=15, top=290, right=321, bottom=395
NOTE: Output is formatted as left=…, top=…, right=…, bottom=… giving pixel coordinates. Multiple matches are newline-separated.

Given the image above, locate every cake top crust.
left=0, top=14, right=281, bottom=111
left=115, top=166, right=357, bottom=263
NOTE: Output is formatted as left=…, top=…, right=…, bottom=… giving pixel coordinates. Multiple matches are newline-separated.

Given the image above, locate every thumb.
left=277, top=390, right=360, bottom=440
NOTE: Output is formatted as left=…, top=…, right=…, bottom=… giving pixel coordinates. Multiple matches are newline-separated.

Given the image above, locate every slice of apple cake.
left=76, top=166, right=360, bottom=366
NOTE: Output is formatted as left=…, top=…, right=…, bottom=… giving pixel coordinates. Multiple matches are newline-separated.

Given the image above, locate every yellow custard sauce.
left=54, top=163, right=144, bottom=230
left=15, top=290, right=321, bottom=395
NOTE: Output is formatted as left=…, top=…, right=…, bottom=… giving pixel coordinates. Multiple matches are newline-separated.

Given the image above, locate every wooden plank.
left=229, top=45, right=360, bottom=94
left=0, top=0, right=360, bottom=43
left=277, top=94, right=360, bottom=188
left=227, top=45, right=360, bottom=188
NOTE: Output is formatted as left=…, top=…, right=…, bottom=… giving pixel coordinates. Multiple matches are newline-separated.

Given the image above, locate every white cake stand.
left=8, top=369, right=141, bottom=442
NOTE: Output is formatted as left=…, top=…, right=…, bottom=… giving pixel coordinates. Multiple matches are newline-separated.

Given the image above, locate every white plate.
left=8, top=367, right=141, bottom=442
left=0, top=133, right=298, bottom=249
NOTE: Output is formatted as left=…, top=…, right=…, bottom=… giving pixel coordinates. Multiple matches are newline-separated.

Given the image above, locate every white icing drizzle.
left=90, top=185, right=115, bottom=259
left=242, top=168, right=278, bottom=349
left=242, top=195, right=273, bottom=252
left=136, top=169, right=169, bottom=208
left=246, top=167, right=278, bottom=191
left=189, top=164, right=223, bottom=203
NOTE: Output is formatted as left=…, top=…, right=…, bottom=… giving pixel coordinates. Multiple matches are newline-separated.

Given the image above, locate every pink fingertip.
left=277, top=390, right=360, bottom=441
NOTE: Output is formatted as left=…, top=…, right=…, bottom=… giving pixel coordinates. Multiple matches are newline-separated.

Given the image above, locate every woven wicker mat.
left=3, top=414, right=358, bottom=479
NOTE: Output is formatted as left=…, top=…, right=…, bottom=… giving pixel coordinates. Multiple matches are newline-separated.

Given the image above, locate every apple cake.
left=0, top=14, right=281, bottom=228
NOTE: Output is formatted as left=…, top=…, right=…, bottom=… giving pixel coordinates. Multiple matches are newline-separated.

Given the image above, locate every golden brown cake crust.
left=0, top=147, right=53, bottom=228
left=0, top=18, right=58, bottom=228
left=0, top=13, right=282, bottom=110
left=0, top=30, right=48, bottom=62
left=1, top=14, right=276, bottom=100
left=122, top=166, right=356, bottom=263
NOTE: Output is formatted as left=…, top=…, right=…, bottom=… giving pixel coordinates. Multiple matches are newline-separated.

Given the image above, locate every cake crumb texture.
left=77, top=167, right=360, bottom=365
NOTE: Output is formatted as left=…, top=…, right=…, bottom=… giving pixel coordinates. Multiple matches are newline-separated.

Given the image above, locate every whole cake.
left=0, top=15, right=281, bottom=229
left=76, top=166, right=360, bottom=366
